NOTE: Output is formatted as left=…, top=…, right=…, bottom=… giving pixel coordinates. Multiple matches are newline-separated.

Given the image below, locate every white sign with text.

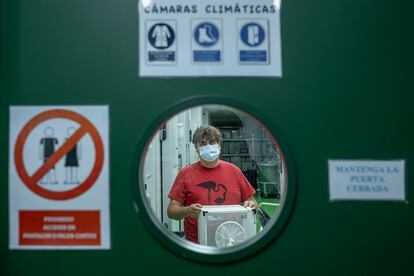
left=9, top=106, right=110, bottom=249
left=329, top=160, right=405, bottom=201
left=138, top=0, right=282, bottom=77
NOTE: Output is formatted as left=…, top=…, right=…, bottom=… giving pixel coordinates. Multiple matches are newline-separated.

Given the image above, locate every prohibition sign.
left=14, top=109, right=104, bottom=200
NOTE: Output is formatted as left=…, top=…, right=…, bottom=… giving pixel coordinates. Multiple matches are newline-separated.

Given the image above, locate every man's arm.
left=167, top=199, right=202, bottom=220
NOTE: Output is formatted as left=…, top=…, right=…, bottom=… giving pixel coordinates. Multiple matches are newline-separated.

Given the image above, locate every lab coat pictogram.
left=148, top=23, right=175, bottom=49
left=38, top=126, right=82, bottom=185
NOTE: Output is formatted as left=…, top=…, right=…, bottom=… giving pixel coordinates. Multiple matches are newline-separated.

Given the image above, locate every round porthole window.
left=132, top=98, right=296, bottom=262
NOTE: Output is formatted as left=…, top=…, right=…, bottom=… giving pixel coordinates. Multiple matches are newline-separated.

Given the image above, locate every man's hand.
left=243, top=198, right=258, bottom=209
left=186, top=203, right=202, bottom=218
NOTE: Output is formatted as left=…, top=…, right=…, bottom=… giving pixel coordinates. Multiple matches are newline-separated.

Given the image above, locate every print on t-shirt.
left=197, top=181, right=228, bottom=205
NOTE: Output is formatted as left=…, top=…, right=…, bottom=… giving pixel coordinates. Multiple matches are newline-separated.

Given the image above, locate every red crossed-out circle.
left=14, top=109, right=104, bottom=200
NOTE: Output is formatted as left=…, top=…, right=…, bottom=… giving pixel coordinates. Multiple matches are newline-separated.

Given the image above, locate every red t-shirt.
left=168, top=160, right=256, bottom=243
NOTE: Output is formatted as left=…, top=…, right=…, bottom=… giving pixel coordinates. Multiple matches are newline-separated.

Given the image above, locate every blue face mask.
left=199, top=144, right=221, bottom=162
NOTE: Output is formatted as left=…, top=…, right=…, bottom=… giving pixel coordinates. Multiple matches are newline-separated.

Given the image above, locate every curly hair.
left=192, top=125, right=222, bottom=146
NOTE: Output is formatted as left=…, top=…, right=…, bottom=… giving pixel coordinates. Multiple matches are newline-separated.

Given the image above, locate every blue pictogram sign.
left=194, top=22, right=219, bottom=47
left=148, top=23, right=175, bottom=50
left=240, top=23, right=265, bottom=47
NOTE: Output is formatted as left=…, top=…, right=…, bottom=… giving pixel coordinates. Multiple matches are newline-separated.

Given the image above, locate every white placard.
left=329, top=160, right=406, bottom=201
left=138, top=0, right=282, bottom=77
left=9, top=106, right=110, bottom=249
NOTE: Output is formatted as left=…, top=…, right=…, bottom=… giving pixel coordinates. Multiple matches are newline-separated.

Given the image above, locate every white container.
left=198, top=205, right=256, bottom=248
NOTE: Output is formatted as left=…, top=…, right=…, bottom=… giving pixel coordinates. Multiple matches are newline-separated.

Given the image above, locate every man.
left=167, top=125, right=257, bottom=243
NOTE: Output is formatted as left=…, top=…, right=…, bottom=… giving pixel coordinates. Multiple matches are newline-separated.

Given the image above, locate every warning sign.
left=9, top=106, right=110, bottom=249
left=146, top=20, right=177, bottom=65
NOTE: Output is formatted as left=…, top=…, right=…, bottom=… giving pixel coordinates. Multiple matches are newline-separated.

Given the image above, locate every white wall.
left=143, top=136, right=161, bottom=220
left=142, top=107, right=203, bottom=232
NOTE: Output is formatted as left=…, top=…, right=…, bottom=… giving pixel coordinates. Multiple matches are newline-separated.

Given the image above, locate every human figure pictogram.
left=64, top=127, right=81, bottom=184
